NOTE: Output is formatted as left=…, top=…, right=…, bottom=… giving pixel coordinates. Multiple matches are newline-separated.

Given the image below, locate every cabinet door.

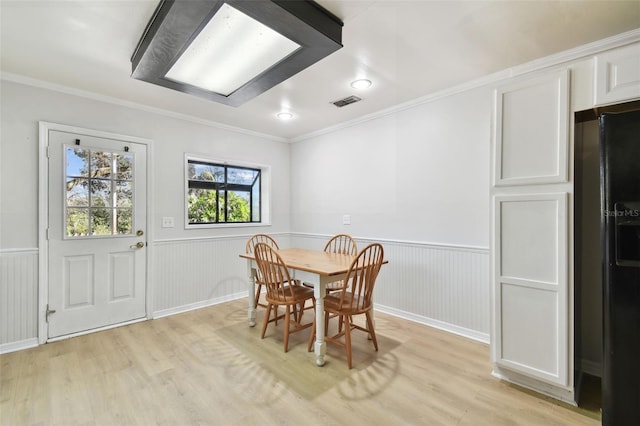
left=492, top=193, right=569, bottom=386
left=595, top=43, right=640, bottom=106
left=493, top=69, right=569, bottom=186
left=491, top=68, right=572, bottom=392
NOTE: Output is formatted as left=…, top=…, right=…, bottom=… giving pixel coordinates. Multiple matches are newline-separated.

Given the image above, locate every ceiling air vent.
left=332, top=95, right=362, bottom=108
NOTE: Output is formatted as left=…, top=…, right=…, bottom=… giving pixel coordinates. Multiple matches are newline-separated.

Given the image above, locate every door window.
left=65, top=146, right=134, bottom=237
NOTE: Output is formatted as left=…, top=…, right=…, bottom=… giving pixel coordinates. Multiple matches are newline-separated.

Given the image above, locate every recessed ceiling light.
left=277, top=112, right=294, bottom=120
left=350, top=79, right=372, bottom=89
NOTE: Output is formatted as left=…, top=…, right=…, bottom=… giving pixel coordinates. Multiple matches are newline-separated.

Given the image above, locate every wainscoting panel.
left=153, top=237, right=247, bottom=316
left=0, top=250, right=38, bottom=349
left=152, top=234, right=292, bottom=317
left=1, top=235, right=488, bottom=352
left=291, top=234, right=490, bottom=342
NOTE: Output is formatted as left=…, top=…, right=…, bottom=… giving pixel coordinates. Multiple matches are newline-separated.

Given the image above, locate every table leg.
left=314, top=279, right=327, bottom=366
left=246, top=261, right=256, bottom=327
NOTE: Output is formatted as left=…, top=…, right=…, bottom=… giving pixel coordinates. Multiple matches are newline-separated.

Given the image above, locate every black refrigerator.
left=600, top=109, right=640, bottom=425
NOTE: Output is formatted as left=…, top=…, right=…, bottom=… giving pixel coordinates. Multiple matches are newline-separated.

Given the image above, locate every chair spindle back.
left=253, top=243, right=295, bottom=304
left=338, top=243, right=384, bottom=311
left=324, top=234, right=358, bottom=256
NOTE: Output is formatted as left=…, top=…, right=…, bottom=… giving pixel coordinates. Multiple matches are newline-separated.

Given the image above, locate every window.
left=186, top=157, right=263, bottom=226
left=65, top=146, right=134, bottom=237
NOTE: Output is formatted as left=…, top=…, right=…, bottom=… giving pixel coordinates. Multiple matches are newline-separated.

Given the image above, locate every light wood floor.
left=1, top=299, right=600, bottom=425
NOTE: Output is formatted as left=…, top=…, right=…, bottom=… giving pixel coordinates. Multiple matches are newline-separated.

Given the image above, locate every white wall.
left=291, top=88, right=491, bottom=247
left=1, top=76, right=494, bottom=349
left=290, top=87, right=493, bottom=338
left=0, top=80, right=291, bottom=246
left=0, top=79, right=291, bottom=347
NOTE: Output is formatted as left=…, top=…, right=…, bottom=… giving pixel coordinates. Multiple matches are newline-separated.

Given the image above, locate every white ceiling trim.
left=290, top=68, right=511, bottom=143
left=291, top=28, right=640, bottom=144
left=3, top=28, right=639, bottom=145
left=506, top=27, right=640, bottom=77
left=0, top=71, right=288, bottom=143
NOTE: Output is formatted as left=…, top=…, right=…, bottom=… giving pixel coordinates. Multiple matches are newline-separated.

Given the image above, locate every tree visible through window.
left=65, top=146, right=134, bottom=237
left=187, top=160, right=261, bottom=224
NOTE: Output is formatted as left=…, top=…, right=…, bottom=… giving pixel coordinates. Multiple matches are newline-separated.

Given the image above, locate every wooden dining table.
left=239, top=247, right=359, bottom=366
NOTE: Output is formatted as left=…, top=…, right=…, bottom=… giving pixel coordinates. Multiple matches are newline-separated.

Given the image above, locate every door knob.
left=130, top=242, right=145, bottom=249
left=136, top=230, right=144, bottom=236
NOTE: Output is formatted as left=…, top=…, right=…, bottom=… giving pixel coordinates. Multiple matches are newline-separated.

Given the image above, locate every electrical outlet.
left=162, top=217, right=174, bottom=228
left=343, top=214, right=351, bottom=225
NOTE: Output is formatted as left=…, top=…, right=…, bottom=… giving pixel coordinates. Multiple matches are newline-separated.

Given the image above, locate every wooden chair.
left=307, top=243, right=384, bottom=368
left=304, top=234, right=358, bottom=293
left=324, top=233, right=358, bottom=256
left=245, top=234, right=279, bottom=308
left=254, top=243, right=315, bottom=352
left=323, top=234, right=357, bottom=292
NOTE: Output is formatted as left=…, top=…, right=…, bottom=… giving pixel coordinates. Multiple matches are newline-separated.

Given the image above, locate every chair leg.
left=297, top=301, right=305, bottom=323
left=344, top=314, right=353, bottom=369
left=307, top=315, right=316, bottom=352
left=261, top=304, right=272, bottom=339
left=254, top=283, right=262, bottom=307
left=365, top=311, right=378, bottom=351
left=292, top=303, right=299, bottom=323
left=284, top=305, right=291, bottom=353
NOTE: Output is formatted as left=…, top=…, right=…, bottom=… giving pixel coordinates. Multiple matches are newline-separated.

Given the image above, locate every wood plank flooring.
left=1, top=299, right=600, bottom=425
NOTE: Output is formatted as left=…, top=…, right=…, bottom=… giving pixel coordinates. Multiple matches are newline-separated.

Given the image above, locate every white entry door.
left=46, top=128, right=147, bottom=339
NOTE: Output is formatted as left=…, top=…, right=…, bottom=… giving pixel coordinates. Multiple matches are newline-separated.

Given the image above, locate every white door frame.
left=38, top=121, right=154, bottom=344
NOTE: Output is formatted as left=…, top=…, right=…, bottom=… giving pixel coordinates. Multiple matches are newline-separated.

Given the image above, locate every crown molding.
left=3, top=28, right=640, bottom=145
left=0, top=71, right=288, bottom=143
left=291, top=28, right=640, bottom=143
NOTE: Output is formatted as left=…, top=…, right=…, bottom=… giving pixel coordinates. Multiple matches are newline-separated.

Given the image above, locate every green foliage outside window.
left=188, top=190, right=250, bottom=223
left=65, top=147, right=134, bottom=237
left=187, top=160, right=259, bottom=224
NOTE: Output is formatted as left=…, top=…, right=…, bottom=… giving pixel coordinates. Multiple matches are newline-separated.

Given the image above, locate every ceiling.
left=1, top=1, right=639, bottom=141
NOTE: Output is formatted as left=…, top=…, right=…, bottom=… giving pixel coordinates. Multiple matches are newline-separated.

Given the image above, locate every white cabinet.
left=493, top=70, right=570, bottom=186
left=594, top=43, right=640, bottom=106
left=493, top=194, right=569, bottom=385
left=491, top=68, right=573, bottom=402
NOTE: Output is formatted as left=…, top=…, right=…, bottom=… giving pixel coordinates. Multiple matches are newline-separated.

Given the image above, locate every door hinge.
left=46, top=146, right=50, bottom=158
left=46, top=304, right=56, bottom=322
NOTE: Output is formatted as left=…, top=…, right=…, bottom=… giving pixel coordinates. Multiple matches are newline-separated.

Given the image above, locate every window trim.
left=184, top=153, right=271, bottom=229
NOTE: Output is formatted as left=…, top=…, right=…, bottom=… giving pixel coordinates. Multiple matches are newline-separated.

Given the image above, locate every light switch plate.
left=162, top=217, right=174, bottom=228
left=342, top=214, right=351, bottom=225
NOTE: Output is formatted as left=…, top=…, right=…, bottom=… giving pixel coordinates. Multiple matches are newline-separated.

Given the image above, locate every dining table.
left=240, top=247, right=361, bottom=367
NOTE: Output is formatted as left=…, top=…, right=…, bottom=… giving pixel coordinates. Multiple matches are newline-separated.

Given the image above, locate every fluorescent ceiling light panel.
left=165, top=4, right=300, bottom=96
left=131, top=0, right=343, bottom=107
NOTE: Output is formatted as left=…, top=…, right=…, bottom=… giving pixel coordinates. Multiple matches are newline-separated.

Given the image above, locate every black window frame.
left=186, top=159, right=261, bottom=225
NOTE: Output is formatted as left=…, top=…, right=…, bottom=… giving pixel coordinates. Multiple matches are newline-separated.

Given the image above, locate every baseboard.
left=0, top=338, right=38, bottom=354
left=492, top=365, right=576, bottom=405
left=152, top=291, right=247, bottom=319
left=375, top=303, right=490, bottom=344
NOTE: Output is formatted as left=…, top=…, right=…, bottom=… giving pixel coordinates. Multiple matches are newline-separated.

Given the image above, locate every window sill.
left=185, top=222, right=272, bottom=230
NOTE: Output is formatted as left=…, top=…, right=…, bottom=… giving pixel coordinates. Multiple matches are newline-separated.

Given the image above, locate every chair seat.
left=302, top=280, right=343, bottom=292
left=324, top=292, right=367, bottom=315
left=266, top=284, right=314, bottom=305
